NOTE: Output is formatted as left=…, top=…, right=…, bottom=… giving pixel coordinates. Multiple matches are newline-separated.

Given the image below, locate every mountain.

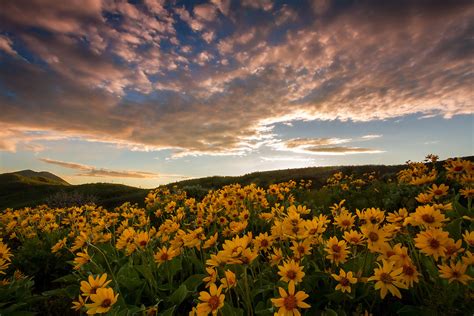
left=0, top=170, right=148, bottom=210
left=1, top=169, right=70, bottom=186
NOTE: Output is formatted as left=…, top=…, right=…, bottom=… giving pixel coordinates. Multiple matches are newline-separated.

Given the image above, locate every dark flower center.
left=429, top=238, right=440, bottom=249
left=421, top=214, right=435, bottom=223
left=283, top=295, right=297, bottom=310
left=403, top=265, right=414, bottom=276
left=208, top=296, right=220, bottom=310
left=101, top=298, right=112, bottom=308
left=369, top=232, right=379, bottom=242
left=453, top=166, right=463, bottom=172
left=380, top=272, right=393, bottom=284
left=332, top=244, right=341, bottom=252
left=286, top=270, right=297, bottom=280
left=340, top=277, right=350, bottom=286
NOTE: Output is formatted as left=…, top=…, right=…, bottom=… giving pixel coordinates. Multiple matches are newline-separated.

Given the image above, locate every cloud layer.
left=0, top=0, right=472, bottom=158
left=39, top=158, right=186, bottom=179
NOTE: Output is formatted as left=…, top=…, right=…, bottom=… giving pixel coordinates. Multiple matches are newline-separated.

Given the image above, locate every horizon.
left=1, top=0, right=473, bottom=188
left=4, top=153, right=473, bottom=189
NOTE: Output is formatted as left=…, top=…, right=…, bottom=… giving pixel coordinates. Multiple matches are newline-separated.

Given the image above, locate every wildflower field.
left=0, top=156, right=473, bottom=315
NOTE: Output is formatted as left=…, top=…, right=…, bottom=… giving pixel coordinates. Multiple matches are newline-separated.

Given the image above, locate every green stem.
left=88, top=242, right=124, bottom=302
left=243, top=268, right=254, bottom=316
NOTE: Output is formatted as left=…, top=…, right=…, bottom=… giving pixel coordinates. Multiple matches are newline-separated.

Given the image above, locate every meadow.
left=0, top=155, right=472, bottom=315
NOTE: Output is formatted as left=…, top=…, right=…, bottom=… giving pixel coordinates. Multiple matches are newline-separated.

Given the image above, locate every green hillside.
left=167, top=157, right=474, bottom=199
left=2, top=156, right=473, bottom=210
left=169, top=164, right=404, bottom=191
left=0, top=170, right=148, bottom=210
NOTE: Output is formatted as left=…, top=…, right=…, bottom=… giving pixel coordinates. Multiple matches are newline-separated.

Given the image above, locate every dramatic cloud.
left=0, top=0, right=472, bottom=158
left=39, top=158, right=186, bottom=179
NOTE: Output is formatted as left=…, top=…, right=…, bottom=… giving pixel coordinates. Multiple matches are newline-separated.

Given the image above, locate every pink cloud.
left=0, top=35, right=18, bottom=56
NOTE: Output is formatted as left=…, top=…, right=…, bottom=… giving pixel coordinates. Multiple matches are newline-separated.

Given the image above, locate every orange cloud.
left=0, top=1, right=472, bottom=159
left=39, top=158, right=187, bottom=179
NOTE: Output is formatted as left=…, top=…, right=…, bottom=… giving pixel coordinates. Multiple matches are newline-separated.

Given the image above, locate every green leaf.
left=397, top=305, right=433, bottom=316
left=183, top=274, right=205, bottom=292
left=445, top=218, right=462, bottom=240
left=117, top=264, right=142, bottom=290
left=52, top=274, right=78, bottom=284
left=160, top=306, right=175, bottom=316
left=167, top=257, right=183, bottom=278
left=324, top=291, right=345, bottom=303
left=419, top=255, right=438, bottom=280
left=135, top=264, right=155, bottom=282
left=255, top=301, right=273, bottom=315
left=322, top=308, right=338, bottom=316
left=453, top=195, right=469, bottom=217
left=168, top=284, right=188, bottom=306
left=41, top=284, right=78, bottom=299
left=221, top=303, right=244, bottom=316
left=250, top=284, right=273, bottom=299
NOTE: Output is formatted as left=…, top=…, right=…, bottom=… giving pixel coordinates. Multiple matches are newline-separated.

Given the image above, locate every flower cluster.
left=0, top=156, right=472, bottom=315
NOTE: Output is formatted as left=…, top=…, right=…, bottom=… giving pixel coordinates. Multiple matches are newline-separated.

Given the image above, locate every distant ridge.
left=0, top=170, right=147, bottom=210
left=169, top=156, right=474, bottom=192
left=1, top=156, right=473, bottom=210
left=9, top=169, right=70, bottom=185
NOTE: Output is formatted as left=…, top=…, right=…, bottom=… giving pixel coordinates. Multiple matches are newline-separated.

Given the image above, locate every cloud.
left=270, top=137, right=383, bottom=155
left=210, top=0, right=231, bottom=16
left=0, top=1, right=472, bottom=159
left=424, top=140, right=440, bottom=145
left=39, top=158, right=186, bottom=179
left=242, top=0, right=273, bottom=11
left=194, top=3, right=218, bottom=21
left=175, top=7, right=205, bottom=31
left=0, top=127, right=69, bottom=152
left=361, top=134, right=383, bottom=140
left=0, top=35, right=18, bottom=56
left=260, top=156, right=316, bottom=163
left=284, top=137, right=351, bottom=148
left=302, top=147, right=383, bottom=155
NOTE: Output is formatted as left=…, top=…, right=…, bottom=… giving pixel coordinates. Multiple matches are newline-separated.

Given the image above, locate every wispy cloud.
left=0, top=35, right=18, bottom=56
left=361, top=134, right=383, bottom=140
left=260, top=156, right=316, bottom=163
left=39, top=158, right=187, bottom=179
left=270, top=137, right=384, bottom=155
left=424, top=140, right=440, bottom=145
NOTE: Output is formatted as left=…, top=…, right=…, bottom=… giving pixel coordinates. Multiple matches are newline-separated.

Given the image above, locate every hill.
left=169, top=164, right=404, bottom=191
left=0, top=170, right=148, bottom=210
left=168, top=156, right=474, bottom=198
left=0, top=169, right=70, bottom=186
left=2, top=156, right=473, bottom=210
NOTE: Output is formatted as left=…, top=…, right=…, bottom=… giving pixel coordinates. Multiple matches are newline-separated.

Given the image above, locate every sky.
left=0, top=0, right=473, bottom=188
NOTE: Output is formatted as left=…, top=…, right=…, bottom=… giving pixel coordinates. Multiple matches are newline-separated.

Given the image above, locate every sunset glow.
left=0, top=0, right=472, bottom=187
